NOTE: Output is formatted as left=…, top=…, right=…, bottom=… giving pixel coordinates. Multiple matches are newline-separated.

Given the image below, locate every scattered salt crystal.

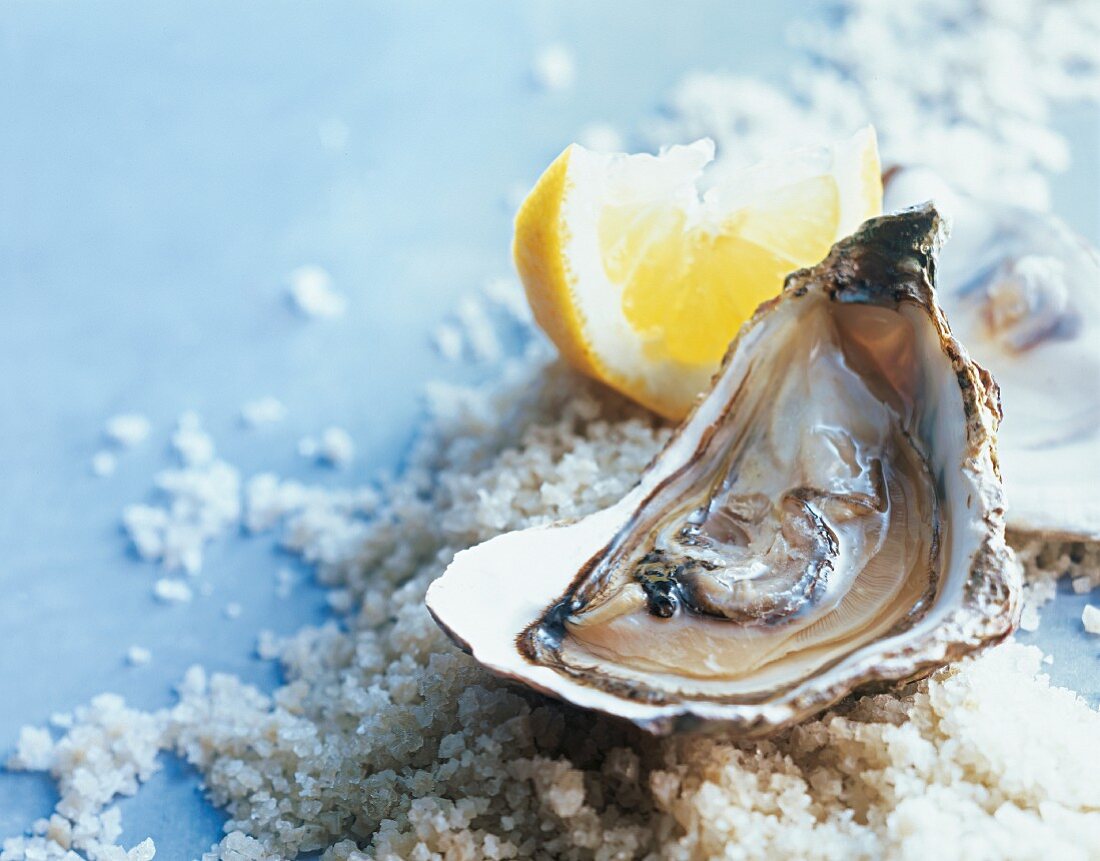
left=578, top=122, right=624, bottom=152
left=274, top=567, right=297, bottom=599
left=532, top=44, right=576, bottom=92
left=297, top=436, right=319, bottom=459
left=432, top=323, right=465, bottom=363
left=256, top=630, right=281, bottom=660
left=104, top=414, right=151, bottom=448
left=240, top=396, right=287, bottom=428
left=305, top=427, right=355, bottom=468
left=1043, top=654, right=1055, bottom=665
left=1082, top=604, right=1100, bottom=635
left=223, top=602, right=242, bottom=620
left=326, top=589, right=353, bottom=613
left=287, top=265, right=346, bottom=319
left=318, top=118, right=350, bottom=152
left=172, top=412, right=215, bottom=467
left=91, top=451, right=117, bottom=478
left=1018, top=602, right=1041, bottom=632
left=1071, top=575, right=1093, bottom=594
left=455, top=296, right=502, bottom=362
left=7, top=725, right=54, bottom=770
left=128, top=838, right=156, bottom=861
left=126, top=646, right=152, bottom=667
left=122, top=452, right=241, bottom=574
left=153, top=578, right=193, bottom=604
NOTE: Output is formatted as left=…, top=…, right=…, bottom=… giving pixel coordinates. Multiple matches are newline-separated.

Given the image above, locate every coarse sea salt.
left=121, top=413, right=242, bottom=574
left=240, top=396, right=287, bottom=428
left=152, top=578, right=193, bottom=604
left=532, top=44, right=576, bottom=93
left=104, top=413, right=151, bottom=448
left=1083, top=604, right=1100, bottom=635
left=126, top=646, right=152, bottom=667
left=287, top=265, right=346, bottom=319
left=298, top=427, right=356, bottom=468
left=90, top=450, right=117, bottom=478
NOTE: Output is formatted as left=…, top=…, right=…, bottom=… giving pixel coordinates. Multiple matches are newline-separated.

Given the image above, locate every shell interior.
left=426, top=205, right=1018, bottom=735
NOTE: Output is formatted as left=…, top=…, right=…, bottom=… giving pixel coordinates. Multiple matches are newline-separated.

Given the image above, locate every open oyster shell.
left=427, top=206, right=1019, bottom=736
left=886, top=168, right=1100, bottom=540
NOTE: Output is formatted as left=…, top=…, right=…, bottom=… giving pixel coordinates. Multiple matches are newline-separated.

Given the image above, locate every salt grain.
left=1072, top=575, right=1093, bottom=594
left=1082, top=604, right=1100, bottom=634
left=274, top=568, right=297, bottom=599
left=240, top=397, right=287, bottom=428
left=90, top=451, right=117, bottom=478
left=122, top=422, right=241, bottom=573
left=126, top=646, right=152, bottom=667
left=297, top=427, right=356, bottom=467
left=223, top=602, right=242, bottom=620
left=532, top=44, right=576, bottom=92
left=104, top=414, right=151, bottom=448
left=432, top=322, right=465, bottom=363
left=317, top=427, right=355, bottom=468
left=287, top=266, right=346, bottom=319
left=172, top=412, right=215, bottom=467
left=152, top=579, right=192, bottom=604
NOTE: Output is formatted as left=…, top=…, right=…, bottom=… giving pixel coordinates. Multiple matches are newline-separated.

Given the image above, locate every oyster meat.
left=427, top=206, right=1018, bottom=735
left=886, top=168, right=1100, bottom=540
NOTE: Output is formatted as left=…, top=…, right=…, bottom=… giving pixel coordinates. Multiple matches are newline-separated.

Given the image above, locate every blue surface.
left=1, top=2, right=1097, bottom=857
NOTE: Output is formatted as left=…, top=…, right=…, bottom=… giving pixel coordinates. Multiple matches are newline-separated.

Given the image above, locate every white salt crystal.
left=433, top=323, right=465, bottom=363
left=256, top=630, right=281, bottom=660
left=456, top=296, right=502, bottom=363
left=104, top=414, right=151, bottom=448
left=128, top=838, right=156, bottom=861
left=1082, top=604, right=1100, bottom=635
left=533, top=44, right=576, bottom=92
left=240, top=396, right=287, bottom=428
left=172, top=412, right=215, bottom=467
left=287, top=266, right=346, bottom=319
left=153, top=578, right=193, bottom=604
left=224, top=602, right=242, bottom=620
left=91, top=451, right=117, bottom=477
left=1071, top=575, right=1093, bottom=594
left=1019, top=603, right=1041, bottom=632
left=275, top=567, right=297, bottom=599
left=123, top=457, right=241, bottom=574
left=321, top=427, right=355, bottom=466
left=126, top=646, right=152, bottom=667
left=7, top=726, right=54, bottom=770
left=297, top=429, right=354, bottom=467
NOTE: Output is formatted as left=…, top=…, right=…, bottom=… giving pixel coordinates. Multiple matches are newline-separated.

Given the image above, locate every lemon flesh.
left=514, top=128, right=882, bottom=418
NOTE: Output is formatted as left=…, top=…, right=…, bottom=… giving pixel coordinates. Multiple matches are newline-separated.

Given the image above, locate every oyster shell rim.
left=426, top=204, right=1020, bottom=737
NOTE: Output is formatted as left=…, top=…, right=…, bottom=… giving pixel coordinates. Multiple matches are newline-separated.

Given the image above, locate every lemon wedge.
left=513, top=127, right=882, bottom=419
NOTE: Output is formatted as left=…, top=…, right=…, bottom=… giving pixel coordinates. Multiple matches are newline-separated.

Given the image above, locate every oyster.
left=427, top=206, right=1018, bottom=736
left=886, top=168, right=1100, bottom=540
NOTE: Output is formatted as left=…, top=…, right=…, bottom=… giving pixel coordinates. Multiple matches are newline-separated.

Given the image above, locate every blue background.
left=1, top=2, right=1098, bottom=856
